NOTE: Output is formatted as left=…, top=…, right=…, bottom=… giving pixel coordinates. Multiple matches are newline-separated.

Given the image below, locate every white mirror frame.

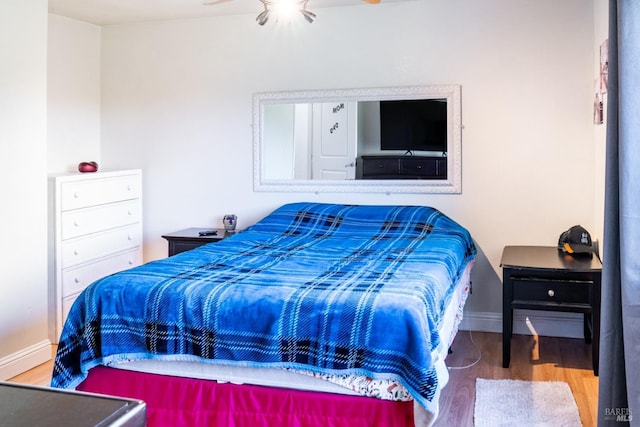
left=253, top=84, right=462, bottom=194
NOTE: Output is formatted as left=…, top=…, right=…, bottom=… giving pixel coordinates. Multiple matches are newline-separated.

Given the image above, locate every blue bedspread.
left=51, top=203, right=476, bottom=411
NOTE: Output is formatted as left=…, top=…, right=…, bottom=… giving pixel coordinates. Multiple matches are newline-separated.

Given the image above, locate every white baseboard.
left=0, top=340, right=52, bottom=381
left=459, top=310, right=586, bottom=339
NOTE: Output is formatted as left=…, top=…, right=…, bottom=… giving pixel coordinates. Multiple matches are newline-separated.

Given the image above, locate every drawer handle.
left=127, top=235, right=133, bottom=241
left=128, top=210, right=133, bottom=215
left=73, top=250, right=79, bottom=256
left=128, top=259, right=134, bottom=265
left=547, top=289, right=555, bottom=297
left=127, top=185, right=132, bottom=191
left=74, top=192, right=79, bottom=199
left=73, top=221, right=79, bottom=227
left=74, top=278, right=80, bottom=284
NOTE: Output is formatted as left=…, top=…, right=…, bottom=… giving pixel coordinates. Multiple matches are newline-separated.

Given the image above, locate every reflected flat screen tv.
left=379, top=99, right=447, bottom=153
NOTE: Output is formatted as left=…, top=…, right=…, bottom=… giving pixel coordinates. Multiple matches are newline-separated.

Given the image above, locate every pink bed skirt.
left=77, top=366, right=414, bottom=427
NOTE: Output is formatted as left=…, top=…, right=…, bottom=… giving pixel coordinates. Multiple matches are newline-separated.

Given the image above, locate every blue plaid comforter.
left=51, top=202, right=476, bottom=411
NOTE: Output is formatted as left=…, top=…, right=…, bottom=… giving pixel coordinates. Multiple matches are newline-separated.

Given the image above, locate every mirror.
left=253, top=85, right=461, bottom=193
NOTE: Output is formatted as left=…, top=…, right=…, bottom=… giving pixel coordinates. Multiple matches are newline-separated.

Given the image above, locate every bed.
left=51, top=202, right=476, bottom=427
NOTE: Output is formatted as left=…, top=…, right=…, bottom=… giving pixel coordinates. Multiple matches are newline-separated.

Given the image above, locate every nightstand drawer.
left=512, top=277, right=592, bottom=304
left=169, top=240, right=208, bottom=255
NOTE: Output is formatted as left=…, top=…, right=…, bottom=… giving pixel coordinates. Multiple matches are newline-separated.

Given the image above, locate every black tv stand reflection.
left=360, top=155, right=447, bottom=180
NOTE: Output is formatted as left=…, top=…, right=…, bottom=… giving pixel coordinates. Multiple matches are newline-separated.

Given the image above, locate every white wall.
left=96, top=0, right=596, bottom=336
left=48, top=14, right=101, bottom=173
left=0, top=0, right=50, bottom=379
left=592, top=0, right=608, bottom=253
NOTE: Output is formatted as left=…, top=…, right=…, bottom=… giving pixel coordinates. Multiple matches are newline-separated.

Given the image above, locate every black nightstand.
left=501, top=245, right=602, bottom=375
left=162, top=227, right=228, bottom=256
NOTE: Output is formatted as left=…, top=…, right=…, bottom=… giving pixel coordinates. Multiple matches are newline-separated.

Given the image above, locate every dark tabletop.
left=500, top=245, right=602, bottom=272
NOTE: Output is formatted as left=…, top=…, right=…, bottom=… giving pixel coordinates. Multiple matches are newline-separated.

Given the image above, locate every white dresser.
left=48, top=169, right=143, bottom=343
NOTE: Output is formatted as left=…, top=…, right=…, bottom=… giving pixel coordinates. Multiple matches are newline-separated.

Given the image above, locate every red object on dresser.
left=78, top=161, right=98, bottom=172
left=77, top=366, right=415, bottom=427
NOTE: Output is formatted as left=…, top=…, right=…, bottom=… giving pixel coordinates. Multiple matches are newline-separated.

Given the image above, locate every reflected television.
left=379, top=99, right=447, bottom=154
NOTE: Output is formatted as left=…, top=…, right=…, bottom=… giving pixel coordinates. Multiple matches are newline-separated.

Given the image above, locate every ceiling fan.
left=203, top=0, right=380, bottom=25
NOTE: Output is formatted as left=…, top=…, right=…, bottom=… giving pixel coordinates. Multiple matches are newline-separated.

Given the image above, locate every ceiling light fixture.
left=256, top=0, right=316, bottom=26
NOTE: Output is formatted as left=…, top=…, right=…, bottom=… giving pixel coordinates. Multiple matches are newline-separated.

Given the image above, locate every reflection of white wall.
left=264, top=104, right=295, bottom=179
left=264, top=103, right=312, bottom=180
left=293, top=104, right=311, bottom=179
left=357, top=101, right=381, bottom=155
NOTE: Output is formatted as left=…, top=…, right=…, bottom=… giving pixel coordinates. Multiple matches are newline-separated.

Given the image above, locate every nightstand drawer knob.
left=548, top=289, right=555, bottom=297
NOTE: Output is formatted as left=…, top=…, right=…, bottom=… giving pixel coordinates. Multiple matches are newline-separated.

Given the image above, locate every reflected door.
left=311, top=102, right=357, bottom=180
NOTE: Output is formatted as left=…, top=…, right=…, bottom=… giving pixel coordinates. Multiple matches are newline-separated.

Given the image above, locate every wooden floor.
left=434, top=331, right=598, bottom=427
left=8, top=332, right=598, bottom=426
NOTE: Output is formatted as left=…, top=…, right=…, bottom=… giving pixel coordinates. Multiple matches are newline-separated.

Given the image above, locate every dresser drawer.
left=61, top=224, right=141, bottom=269
left=362, top=157, right=399, bottom=177
left=60, top=174, right=141, bottom=211
left=400, top=157, right=438, bottom=177
left=62, top=248, right=142, bottom=297
left=61, top=200, right=141, bottom=240
left=512, top=277, right=592, bottom=304
left=61, top=295, right=79, bottom=327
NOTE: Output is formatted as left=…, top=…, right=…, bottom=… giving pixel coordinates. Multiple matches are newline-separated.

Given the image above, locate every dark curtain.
left=598, top=1, right=640, bottom=426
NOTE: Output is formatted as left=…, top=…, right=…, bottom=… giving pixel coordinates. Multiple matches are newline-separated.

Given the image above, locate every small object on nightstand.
left=557, top=225, right=594, bottom=256
left=162, top=227, right=227, bottom=256
left=223, top=214, right=237, bottom=232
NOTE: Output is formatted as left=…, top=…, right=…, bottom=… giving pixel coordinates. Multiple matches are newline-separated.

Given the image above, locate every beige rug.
left=474, top=378, right=582, bottom=427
